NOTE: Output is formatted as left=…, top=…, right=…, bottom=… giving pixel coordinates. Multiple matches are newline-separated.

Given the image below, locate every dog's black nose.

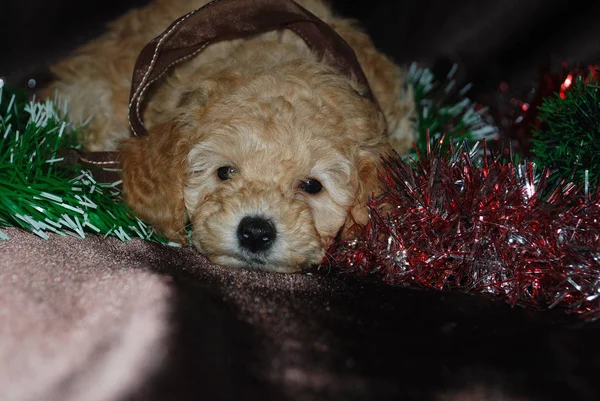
left=237, top=216, right=276, bottom=253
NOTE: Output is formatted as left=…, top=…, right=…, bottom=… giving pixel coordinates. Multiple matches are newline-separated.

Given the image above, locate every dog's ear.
left=343, top=147, right=388, bottom=237
left=119, top=122, right=189, bottom=244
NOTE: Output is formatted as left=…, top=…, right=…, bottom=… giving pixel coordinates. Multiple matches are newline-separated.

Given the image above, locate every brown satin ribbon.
left=57, top=148, right=121, bottom=183
left=72, top=0, right=378, bottom=182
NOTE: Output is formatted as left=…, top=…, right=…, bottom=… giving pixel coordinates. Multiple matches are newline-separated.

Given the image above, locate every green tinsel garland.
left=407, top=62, right=498, bottom=156
left=532, top=75, right=600, bottom=186
left=0, top=86, right=174, bottom=244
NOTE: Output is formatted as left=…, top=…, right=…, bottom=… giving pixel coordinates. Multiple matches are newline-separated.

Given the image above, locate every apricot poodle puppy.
left=44, top=0, right=415, bottom=273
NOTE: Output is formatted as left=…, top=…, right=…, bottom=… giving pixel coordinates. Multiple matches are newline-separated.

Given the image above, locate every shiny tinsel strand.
left=328, top=139, right=600, bottom=320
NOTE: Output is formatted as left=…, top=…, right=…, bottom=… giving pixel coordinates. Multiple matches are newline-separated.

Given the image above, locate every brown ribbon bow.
left=72, top=0, right=377, bottom=180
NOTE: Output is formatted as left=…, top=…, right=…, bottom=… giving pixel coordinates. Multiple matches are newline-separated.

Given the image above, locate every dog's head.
left=120, top=61, right=390, bottom=272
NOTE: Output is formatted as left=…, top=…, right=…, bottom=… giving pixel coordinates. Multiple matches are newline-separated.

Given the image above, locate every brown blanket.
left=0, top=229, right=171, bottom=401
left=1, top=227, right=598, bottom=401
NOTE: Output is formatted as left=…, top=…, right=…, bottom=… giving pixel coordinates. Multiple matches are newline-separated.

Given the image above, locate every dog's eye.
left=217, top=166, right=237, bottom=181
left=300, top=179, right=323, bottom=194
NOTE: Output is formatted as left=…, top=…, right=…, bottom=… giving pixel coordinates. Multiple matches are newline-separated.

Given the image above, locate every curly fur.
left=44, top=0, right=415, bottom=273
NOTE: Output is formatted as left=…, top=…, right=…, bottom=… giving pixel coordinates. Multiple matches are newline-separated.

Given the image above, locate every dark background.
left=2, top=1, right=600, bottom=400
left=2, top=0, right=600, bottom=97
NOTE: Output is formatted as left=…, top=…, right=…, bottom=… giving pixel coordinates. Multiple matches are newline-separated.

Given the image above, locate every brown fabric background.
left=0, top=229, right=171, bottom=401
left=2, top=0, right=600, bottom=96
left=2, top=227, right=599, bottom=401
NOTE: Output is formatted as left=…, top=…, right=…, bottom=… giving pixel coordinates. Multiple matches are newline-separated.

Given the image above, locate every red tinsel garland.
left=329, top=140, right=600, bottom=320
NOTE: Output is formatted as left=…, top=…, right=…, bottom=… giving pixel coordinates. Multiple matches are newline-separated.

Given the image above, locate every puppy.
left=44, top=0, right=415, bottom=272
